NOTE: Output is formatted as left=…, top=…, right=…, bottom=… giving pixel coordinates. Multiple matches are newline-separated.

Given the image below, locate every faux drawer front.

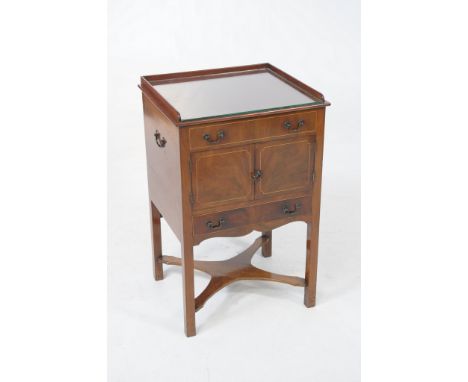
left=256, top=197, right=311, bottom=221
left=193, top=197, right=311, bottom=236
left=193, top=208, right=250, bottom=236
left=189, top=110, right=317, bottom=150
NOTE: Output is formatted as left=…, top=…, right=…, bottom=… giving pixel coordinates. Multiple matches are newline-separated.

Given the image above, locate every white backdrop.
left=109, top=1, right=360, bottom=381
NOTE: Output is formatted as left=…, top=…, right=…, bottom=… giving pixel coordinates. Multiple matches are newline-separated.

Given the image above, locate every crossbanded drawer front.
left=192, top=196, right=311, bottom=236
left=188, top=110, right=317, bottom=150
left=256, top=197, right=311, bottom=222
left=193, top=208, right=250, bottom=236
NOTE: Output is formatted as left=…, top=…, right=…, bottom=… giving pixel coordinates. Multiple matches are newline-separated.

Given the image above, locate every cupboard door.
left=191, top=145, right=254, bottom=209
left=255, top=136, right=316, bottom=199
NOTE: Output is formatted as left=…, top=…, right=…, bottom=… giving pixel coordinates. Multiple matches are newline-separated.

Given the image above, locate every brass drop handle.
left=251, top=169, right=263, bottom=181
left=154, top=130, right=167, bottom=148
left=203, top=130, right=225, bottom=144
left=283, top=202, right=301, bottom=215
left=206, top=218, right=225, bottom=230
left=283, top=119, right=305, bottom=131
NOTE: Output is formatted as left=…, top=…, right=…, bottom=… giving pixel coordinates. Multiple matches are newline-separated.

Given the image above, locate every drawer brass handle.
left=206, top=218, right=225, bottom=230
left=283, top=119, right=305, bottom=131
left=203, top=130, right=225, bottom=144
left=283, top=202, right=301, bottom=215
left=251, top=169, right=263, bottom=181
left=154, top=130, right=167, bottom=148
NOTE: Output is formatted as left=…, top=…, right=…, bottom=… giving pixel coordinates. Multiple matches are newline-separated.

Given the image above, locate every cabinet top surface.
left=142, top=64, right=328, bottom=123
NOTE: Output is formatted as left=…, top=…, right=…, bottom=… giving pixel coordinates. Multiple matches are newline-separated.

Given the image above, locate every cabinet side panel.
left=142, top=96, right=183, bottom=241
left=304, top=106, right=326, bottom=306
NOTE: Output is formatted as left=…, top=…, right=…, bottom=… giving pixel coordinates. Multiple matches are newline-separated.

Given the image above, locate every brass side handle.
left=206, top=218, right=225, bottom=230
left=203, top=130, right=225, bottom=144
left=154, top=130, right=167, bottom=148
left=283, top=202, right=301, bottom=215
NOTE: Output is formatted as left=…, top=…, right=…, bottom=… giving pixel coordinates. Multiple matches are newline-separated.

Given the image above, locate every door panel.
left=255, top=136, right=315, bottom=199
left=191, top=145, right=254, bottom=209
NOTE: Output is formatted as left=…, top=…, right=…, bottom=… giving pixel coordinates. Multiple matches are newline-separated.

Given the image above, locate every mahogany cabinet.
left=139, top=63, right=330, bottom=336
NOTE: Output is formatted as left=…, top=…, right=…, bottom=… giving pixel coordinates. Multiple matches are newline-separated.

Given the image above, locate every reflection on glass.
left=152, top=70, right=321, bottom=121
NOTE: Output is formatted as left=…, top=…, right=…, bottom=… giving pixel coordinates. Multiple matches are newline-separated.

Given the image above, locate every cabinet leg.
left=261, top=230, right=272, bottom=257
left=150, top=202, right=164, bottom=281
left=304, top=222, right=319, bottom=307
left=181, top=240, right=196, bottom=337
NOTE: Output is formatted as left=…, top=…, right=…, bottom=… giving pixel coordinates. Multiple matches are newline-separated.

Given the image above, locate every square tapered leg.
left=150, top=202, right=164, bottom=281
left=261, top=230, right=272, bottom=257
left=304, top=222, right=319, bottom=307
left=181, top=239, right=196, bottom=337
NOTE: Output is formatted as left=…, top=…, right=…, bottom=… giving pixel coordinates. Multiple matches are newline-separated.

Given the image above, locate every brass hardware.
left=296, top=119, right=305, bottom=129
left=203, top=130, right=225, bottom=144
left=283, top=202, right=301, bottom=215
left=283, top=121, right=292, bottom=130
left=206, top=218, right=225, bottom=230
left=283, top=119, right=305, bottom=131
left=251, top=169, right=263, bottom=181
left=154, top=130, right=167, bottom=147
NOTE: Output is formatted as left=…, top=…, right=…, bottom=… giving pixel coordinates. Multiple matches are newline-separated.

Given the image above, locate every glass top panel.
left=152, top=70, right=321, bottom=121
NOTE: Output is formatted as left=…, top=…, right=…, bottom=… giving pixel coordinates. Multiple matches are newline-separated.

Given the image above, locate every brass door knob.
left=251, top=169, right=263, bottom=181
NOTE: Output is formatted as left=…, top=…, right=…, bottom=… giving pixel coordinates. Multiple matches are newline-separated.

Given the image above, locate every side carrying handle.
left=283, top=202, right=301, bottom=215
left=154, top=130, right=167, bottom=148
left=203, top=130, right=225, bottom=144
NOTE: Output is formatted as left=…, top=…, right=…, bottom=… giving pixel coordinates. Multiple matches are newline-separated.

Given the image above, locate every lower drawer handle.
left=206, top=218, right=225, bottom=230
left=283, top=203, right=301, bottom=215
left=203, top=130, right=225, bottom=144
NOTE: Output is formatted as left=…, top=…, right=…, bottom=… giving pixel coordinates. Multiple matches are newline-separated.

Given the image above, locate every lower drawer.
left=193, top=196, right=311, bottom=236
